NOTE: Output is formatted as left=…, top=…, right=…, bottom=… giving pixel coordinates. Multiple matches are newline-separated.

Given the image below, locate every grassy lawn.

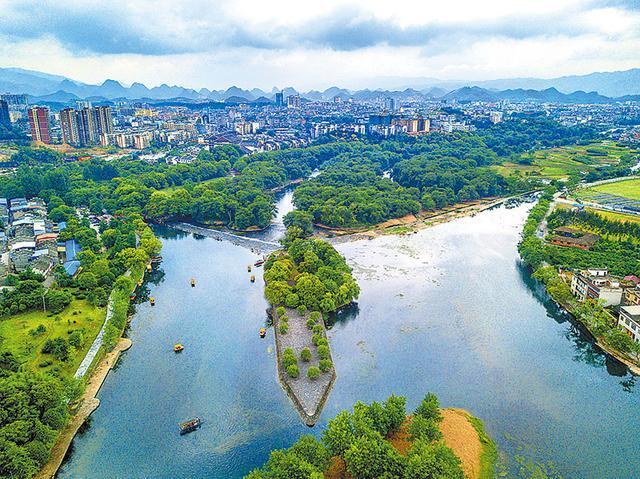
left=584, top=178, right=640, bottom=200
left=494, top=141, right=637, bottom=180
left=0, top=300, right=106, bottom=379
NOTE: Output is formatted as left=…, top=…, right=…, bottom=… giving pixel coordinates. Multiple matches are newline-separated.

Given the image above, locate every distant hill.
left=442, top=86, right=611, bottom=103
left=2, top=66, right=639, bottom=105
left=377, top=68, right=640, bottom=98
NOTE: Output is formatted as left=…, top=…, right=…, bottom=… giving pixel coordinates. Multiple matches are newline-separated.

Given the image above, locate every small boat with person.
left=190, top=278, right=196, bottom=287
left=254, top=259, right=265, bottom=267
left=179, top=417, right=201, bottom=435
left=174, top=343, right=184, bottom=353
left=250, top=275, right=255, bottom=283
left=259, top=328, right=266, bottom=338
left=150, top=297, right=155, bottom=306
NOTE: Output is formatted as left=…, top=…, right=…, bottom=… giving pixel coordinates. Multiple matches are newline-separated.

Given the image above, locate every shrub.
left=282, top=348, right=297, bottom=368
left=307, top=366, right=320, bottom=380
left=41, top=338, right=69, bottom=361
left=306, top=318, right=316, bottom=329
left=286, top=364, right=300, bottom=378
left=408, top=415, right=442, bottom=443
left=319, top=359, right=332, bottom=372
left=300, top=348, right=312, bottom=362
left=312, top=333, right=321, bottom=346
left=415, top=393, right=442, bottom=423
left=317, top=345, right=330, bottom=360
left=68, top=330, right=84, bottom=348
left=29, top=324, right=47, bottom=336
left=284, top=293, right=300, bottom=308
left=309, top=311, right=322, bottom=322
left=276, top=306, right=286, bottom=317
left=280, top=315, right=289, bottom=323
left=312, top=324, right=323, bottom=334
left=316, top=338, right=328, bottom=347
left=297, top=304, right=308, bottom=315
left=279, top=323, right=289, bottom=335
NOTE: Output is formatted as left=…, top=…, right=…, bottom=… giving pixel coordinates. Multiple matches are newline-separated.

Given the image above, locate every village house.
left=570, top=269, right=624, bottom=307
left=618, top=305, right=640, bottom=343
left=550, top=226, right=600, bottom=250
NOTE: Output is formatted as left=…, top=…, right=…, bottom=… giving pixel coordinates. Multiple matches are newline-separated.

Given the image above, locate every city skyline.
left=1, top=0, right=639, bottom=90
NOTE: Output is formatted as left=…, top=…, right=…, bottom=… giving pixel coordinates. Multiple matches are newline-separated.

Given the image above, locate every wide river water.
left=58, top=193, right=639, bottom=479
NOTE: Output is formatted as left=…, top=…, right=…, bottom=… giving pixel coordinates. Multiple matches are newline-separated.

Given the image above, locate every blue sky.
left=0, top=0, right=639, bottom=90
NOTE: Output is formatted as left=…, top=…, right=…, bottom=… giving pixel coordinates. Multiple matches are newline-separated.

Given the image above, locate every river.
left=58, top=194, right=639, bottom=479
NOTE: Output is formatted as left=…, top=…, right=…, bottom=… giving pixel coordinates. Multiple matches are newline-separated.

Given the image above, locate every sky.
left=0, top=0, right=639, bottom=90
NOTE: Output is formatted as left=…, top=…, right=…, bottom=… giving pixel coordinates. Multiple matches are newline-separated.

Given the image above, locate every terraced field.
left=494, top=141, right=638, bottom=180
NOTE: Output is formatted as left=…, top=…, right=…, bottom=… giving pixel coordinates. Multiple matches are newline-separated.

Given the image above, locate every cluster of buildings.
left=1, top=88, right=639, bottom=159
left=60, top=105, right=113, bottom=146
left=568, top=268, right=640, bottom=343
left=0, top=197, right=83, bottom=279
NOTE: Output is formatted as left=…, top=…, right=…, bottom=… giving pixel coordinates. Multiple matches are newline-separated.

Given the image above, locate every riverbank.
left=519, top=192, right=640, bottom=376
left=318, top=194, right=527, bottom=242
left=35, top=338, right=132, bottom=479
left=540, top=278, right=640, bottom=376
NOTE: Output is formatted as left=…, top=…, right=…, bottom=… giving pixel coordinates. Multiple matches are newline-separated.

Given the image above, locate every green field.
left=494, top=141, right=637, bottom=180
left=0, top=300, right=105, bottom=378
left=588, top=208, right=640, bottom=224
left=582, top=178, right=640, bottom=200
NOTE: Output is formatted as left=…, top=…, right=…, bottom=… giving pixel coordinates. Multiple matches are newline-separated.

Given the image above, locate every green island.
left=263, top=226, right=359, bottom=424
left=245, top=392, right=496, bottom=479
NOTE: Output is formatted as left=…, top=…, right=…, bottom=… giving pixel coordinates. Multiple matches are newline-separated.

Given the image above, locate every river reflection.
left=58, top=201, right=639, bottom=479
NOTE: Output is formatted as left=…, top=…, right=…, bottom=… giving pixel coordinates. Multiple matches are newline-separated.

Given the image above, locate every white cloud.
left=0, top=0, right=638, bottom=89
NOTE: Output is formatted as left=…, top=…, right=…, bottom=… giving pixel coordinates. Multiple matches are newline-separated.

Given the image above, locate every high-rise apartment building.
left=384, top=97, right=396, bottom=112
left=27, top=107, right=51, bottom=144
left=94, top=106, right=113, bottom=138
left=60, top=108, right=79, bottom=144
left=275, top=92, right=284, bottom=107
left=0, top=100, right=10, bottom=126
left=61, top=106, right=113, bottom=146
left=287, top=94, right=301, bottom=109
left=76, top=107, right=97, bottom=146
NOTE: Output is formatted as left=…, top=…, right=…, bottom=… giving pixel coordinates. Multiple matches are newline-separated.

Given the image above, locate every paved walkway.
left=37, top=338, right=132, bottom=479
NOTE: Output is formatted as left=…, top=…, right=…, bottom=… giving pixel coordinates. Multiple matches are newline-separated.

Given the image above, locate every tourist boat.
left=254, top=259, right=265, bottom=267
left=150, top=297, right=155, bottom=306
left=150, top=255, right=163, bottom=264
left=190, top=278, right=196, bottom=287
left=129, top=293, right=136, bottom=300
left=247, top=265, right=252, bottom=272
left=174, top=343, right=184, bottom=353
left=250, top=275, right=255, bottom=283
left=259, top=328, right=266, bottom=338
left=179, top=417, right=201, bottom=435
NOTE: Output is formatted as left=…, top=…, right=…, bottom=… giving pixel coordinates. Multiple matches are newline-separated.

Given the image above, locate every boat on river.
left=259, top=328, right=266, bottom=338
left=250, top=275, right=255, bottom=283
left=150, top=255, right=162, bottom=264
left=150, top=297, right=155, bottom=306
left=179, top=417, right=201, bottom=434
left=190, top=278, right=196, bottom=287
left=174, top=344, right=184, bottom=353
left=254, top=259, right=265, bottom=267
